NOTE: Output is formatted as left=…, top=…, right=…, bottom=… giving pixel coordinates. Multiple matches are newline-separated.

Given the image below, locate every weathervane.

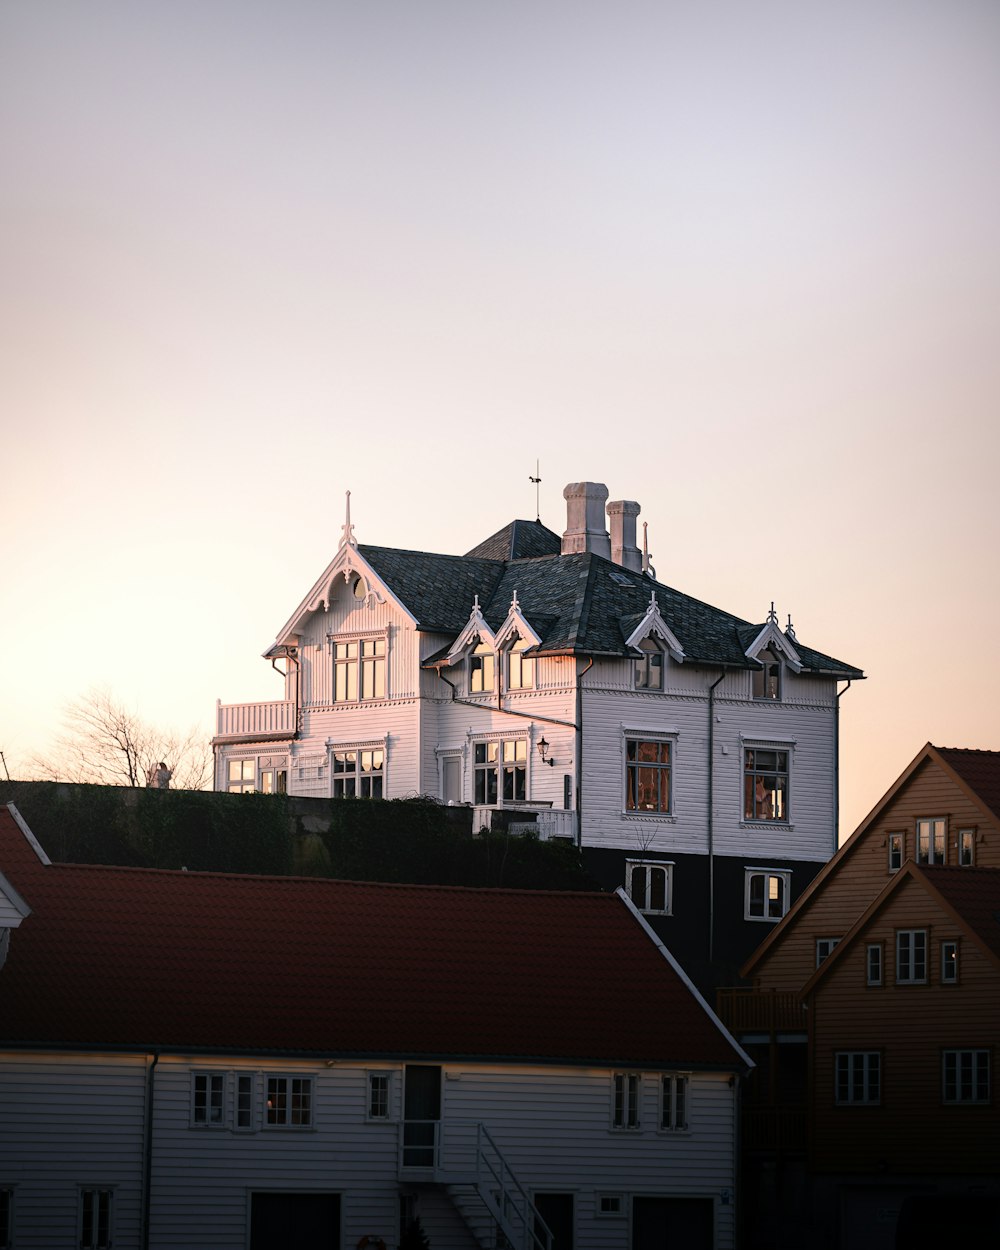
left=529, top=460, right=541, bottom=522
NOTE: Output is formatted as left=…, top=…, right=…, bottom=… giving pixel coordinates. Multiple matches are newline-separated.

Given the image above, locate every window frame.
left=333, top=632, right=388, bottom=703
left=752, top=647, right=782, bottom=701
left=331, top=743, right=385, bottom=799
left=660, top=1074, right=689, bottom=1132
left=626, top=860, right=674, bottom=916
left=597, top=1194, right=625, bottom=1218
left=888, top=832, right=904, bottom=872
left=941, top=940, right=959, bottom=985
left=473, top=738, right=527, bottom=806
left=745, top=868, right=791, bottom=922
left=79, top=1187, right=114, bottom=1250
left=895, top=929, right=928, bottom=984
left=505, top=636, right=535, bottom=691
left=942, top=1049, right=990, bottom=1105
left=227, top=758, right=256, bottom=793
left=611, top=1072, right=641, bottom=1131
left=958, top=828, right=975, bottom=867
left=264, top=1075, right=314, bottom=1129
left=742, top=746, right=790, bottom=824
left=191, top=1071, right=226, bottom=1128
left=468, top=638, right=495, bottom=694
left=916, top=816, right=947, bottom=864
left=815, top=937, right=841, bottom=968
left=866, top=943, right=883, bottom=986
left=624, top=736, right=672, bottom=815
left=835, top=1052, right=881, bottom=1105
left=634, top=637, right=665, bottom=691
left=367, top=1071, right=392, bottom=1122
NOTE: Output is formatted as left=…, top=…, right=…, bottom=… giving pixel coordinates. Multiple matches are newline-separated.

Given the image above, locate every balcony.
left=715, top=987, right=804, bottom=1034
left=472, top=806, right=577, bottom=841
left=214, top=699, right=296, bottom=742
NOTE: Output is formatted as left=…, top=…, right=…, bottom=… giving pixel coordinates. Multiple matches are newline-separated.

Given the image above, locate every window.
left=506, top=637, right=534, bottom=690
left=265, top=1076, right=313, bottom=1127
left=334, top=637, right=386, bottom=702
left=941, top=940, right=959, bottom=984
left=943, top=1050, right=990, bottom=1104
left=625, top=739, right=671, bottom=813
left=236, top=1074, right=255, bottom=1129
left=896, top=929, right=927, bottom=983
left=612, top=1073, right=640, bottom=1129
left=835, top=1052, right=880, bottom=1104
left=745, top=869, right=790, bottom=921
left=80, top=1189, right=113, bottom=1250
left=752, top=647, right=782, bottom=700
left=627, top=860, right=672, bottom=915
left=259, top=768, right=287, bottom=794
left=635, top=637, right=664, bottom=690
left=958, top=829, right=975, bottom=866
left=816, top=938, right=840, bottom=967
left=473, top=740, right=526, bottom=805
left=192, top=1072, right=225, bottom=1126
left=368, top=1072, right=390, bottom=1120
left=598, top=1194, right=624, bottom=1216
left=867, top=943, right=883, bottom=986
left=888, top=832, right=904, bottom=872
left=0, top=1188, right=11, bottom=1250
left=743, top=748, right=788, bottom=822
left=916, top=817, right=946, bottom=864
left=227, top=758, right=256, bottom=793
left=660, top=1074, right=688, bottom=1130
left=469, top=639, right=495, bottom=693
left=332, top=748, right=384, bottom=798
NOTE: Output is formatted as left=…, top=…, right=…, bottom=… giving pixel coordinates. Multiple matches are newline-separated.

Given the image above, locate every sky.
left=2, top=0, right=998, bottom=839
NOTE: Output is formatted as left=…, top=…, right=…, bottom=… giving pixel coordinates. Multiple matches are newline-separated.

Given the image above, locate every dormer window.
left=469, top=639, right=495, bottom=693
left=635, top=637, right=664, bottom=690
left=506, top=636, right=534, bottom=690
left=753, top=647, right=782, bottom=700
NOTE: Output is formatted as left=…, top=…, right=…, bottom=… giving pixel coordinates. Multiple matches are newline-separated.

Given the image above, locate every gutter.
left=706, top=670, right=726, bottom=965
left=834, top=680, right=853, bottom=852
left=576, top=657, right=594, bottom=848
left=142, top=1050, right=160, bottom=1250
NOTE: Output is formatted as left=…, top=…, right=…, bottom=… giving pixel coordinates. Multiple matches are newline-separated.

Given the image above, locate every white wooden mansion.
left=0, top=802, right=749, bottom=1250
left=214, top=482, right=863, bottom=985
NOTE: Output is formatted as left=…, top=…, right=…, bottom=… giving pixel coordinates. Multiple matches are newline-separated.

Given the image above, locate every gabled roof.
left=800, top=862, right=1000, bottom=996
left=0, top=806, right=745, bottom=1070
left=741, top=742, right=1000, bottom=980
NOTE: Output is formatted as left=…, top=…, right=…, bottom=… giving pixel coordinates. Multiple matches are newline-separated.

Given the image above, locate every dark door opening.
left=534, top=1192, right=574, bottom=1250
left=632, top=1196, right=713, bottom=1250
left=403, top=1064, right=441, bottom=1168
left=250, top=1192, right=340, bottom=1250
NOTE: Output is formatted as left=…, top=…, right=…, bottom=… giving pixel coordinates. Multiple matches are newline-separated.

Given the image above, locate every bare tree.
left=28, top=687, right=212, bottom=790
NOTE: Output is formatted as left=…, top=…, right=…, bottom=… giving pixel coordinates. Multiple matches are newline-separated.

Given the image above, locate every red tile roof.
left=918, top=865, right=1000, bottom=964
left=0, top=807, right=741, bottom=1069
left=934, top=746, right=1000, bottom=824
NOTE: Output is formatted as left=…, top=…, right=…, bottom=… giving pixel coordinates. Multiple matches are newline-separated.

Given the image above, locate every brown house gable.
left=740, top=743, right=1000, bottom=992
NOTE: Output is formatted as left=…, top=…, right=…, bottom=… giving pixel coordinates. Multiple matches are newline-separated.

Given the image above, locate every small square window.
left=866, top=944, right=883, bottom=986
left=612, top=1073, right=640, bottom=1130
left=598, top=1194, right=624, bottom=1216
left=888, top=833, right=904, bottom=872
left=368, top=1072, right=391, bottom=1120
left=941, top=941, right=959, bottom=984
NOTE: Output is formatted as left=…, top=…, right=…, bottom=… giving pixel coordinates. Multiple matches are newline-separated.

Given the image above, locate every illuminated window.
left=469, top=639, right=495, bottom=693
left=227, top=758, right=256, bottom=793
left=958, top=829, right=975, bottom=866
left=635, top=637, right=664, bottom=690
left=744, top=748, right=789, bottom=822
left=916, top=817, right=946, bottom=864
left=612, top=1073, right=640, bottom=1129
left=506, top=637, right=534, bottom=690
left=888, top=832, right=904, bottom=871
left=745, top=869, right=790, bottom=921
left=626, top=860, right=673, bottom=915
left=265, top=1076, right=313, bottom=1127
left=941, top=940, right=959, bottom=984
left=752, top=648, right=782, bottom=700
left=943, top=1050, right=989, bottom=1104
left=896, top=930, right=927, bottom=983
left=626, top=739, right=671, bottom=813
left=473, top=740, right=526, bottom=805
left=835, top=1052, right=880, bottom=1104
left=259, top=768, right=287, bottom=794
left=332, top=748, right=384, bottom=799
left=334, top=637, right=386, bottom=702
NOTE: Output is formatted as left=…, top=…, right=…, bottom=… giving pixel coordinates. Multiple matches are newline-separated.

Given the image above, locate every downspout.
left=434, top=668, right=578, bottom=733
left=272, top=647, right=301, bottom=738
left=707, top=670, right=726, bottom=966
left=576, top=657, right=594, bottom=849
left=142, top=1050, right=160, bottom=1250
left=834, top=680, right=852, bottom=852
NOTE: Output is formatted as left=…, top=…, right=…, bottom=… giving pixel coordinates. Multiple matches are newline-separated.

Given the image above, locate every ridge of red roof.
left=932, top=746, right=1000, bottom=824
left=0, top=807, right=742, bottom=1070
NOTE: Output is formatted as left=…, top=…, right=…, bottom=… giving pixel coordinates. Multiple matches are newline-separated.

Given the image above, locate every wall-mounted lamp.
left=537, top=737, right=554, bottom=767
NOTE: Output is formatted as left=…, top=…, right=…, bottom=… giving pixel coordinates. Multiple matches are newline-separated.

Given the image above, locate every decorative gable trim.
left=444, top=597, right=496, bottom=666
left=624, top=592, right=685, bottom=663
left=493, top=591, right=543, bottom=653
left=744, top=609, right=802, bottom=674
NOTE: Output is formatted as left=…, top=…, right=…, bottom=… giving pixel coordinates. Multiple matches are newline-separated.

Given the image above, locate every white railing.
left=475, top=1122, right=552, bottom=1250
left=472, top=807, right=576, bottom=841
left=215, top=699, right=295, bottom=739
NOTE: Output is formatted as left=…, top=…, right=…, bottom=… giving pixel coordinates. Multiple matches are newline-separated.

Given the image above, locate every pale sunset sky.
left=2, top=1, right=998, bottom=839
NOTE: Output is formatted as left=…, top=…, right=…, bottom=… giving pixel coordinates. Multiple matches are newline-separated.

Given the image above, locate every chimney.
left=561, top=482, right=611, bottom=559
left=607, top=500, right=642, bottom=571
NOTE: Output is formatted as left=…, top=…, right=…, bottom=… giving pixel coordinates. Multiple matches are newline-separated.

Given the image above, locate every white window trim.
left=597, top=1193, right=625, bottom=1217
left=659, top=1072, right=690, bottom=1132
left=942, top=1049, right=990, bottom=1104
left=329, top=628, right=390, bottom=704
left=815, top=937, right=841, bottom=967
left=190, top=1071, right=227, bottom=1129
left=888, top=832, right=904, bottom=872
left=621, top=730, right=678, bottom=821
left=611, top=1072, right=641, bottom=1131
left=941, top=940, right=959, bottom=984
left=958, top=828, right=976, bottom=866
left=916, top=816, right=948, bottom=864
left=866, top=943, right=883, bottom=986
left=366, top=1070, right=394, bottom=1122
left=625, top=859, right=674, bottom=916
left=895, top=929, right=928, bottom=984
left=263, top=1074, right=315, bottom=1130
left=470, top=734, right=530, bottom=808
left=326, top=738, right=387, bottom=800
left=835, top=1052, right=881, bottom=1105
left=740, top=739, right=793, bottom=827
left=744, top=867, right=792, bottom=923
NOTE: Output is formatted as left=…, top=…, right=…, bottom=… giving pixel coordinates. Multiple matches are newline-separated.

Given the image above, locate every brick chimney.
left=607, top=500, right=642, bottom=572
left=561, top=482, right=611, bottom=559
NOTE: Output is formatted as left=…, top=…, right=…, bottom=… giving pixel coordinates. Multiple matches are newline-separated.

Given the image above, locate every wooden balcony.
left=716, top=987, right=804, bottom=1033
left=472, top=806, right=576, bottom=841
left=215, top=699, right=296, bottom=742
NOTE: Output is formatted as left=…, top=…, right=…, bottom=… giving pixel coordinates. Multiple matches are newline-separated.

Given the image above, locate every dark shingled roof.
left=0, top=808, right=743, bottom=1069
left=934, top=747, right=1000, bottom=824
left=361, top=524, right=862, bottom=675
left=464, top=519, right=562, bottom=561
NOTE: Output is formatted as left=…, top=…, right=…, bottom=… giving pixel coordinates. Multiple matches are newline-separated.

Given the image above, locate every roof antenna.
left=529, top=460, right=541, bottom=522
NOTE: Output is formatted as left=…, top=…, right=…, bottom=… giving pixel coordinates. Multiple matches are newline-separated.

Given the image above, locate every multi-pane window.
left=506, top=637, right=534, bottom=690
left=888, top=833, right=904, bottom=872
left=192, top=1073, right=225, bottom=1126
left=635, top=638, right=664, bottom=690
left=752, top=648, right=782, bottom=700
left=227, top=759, right=256, bottom=793
left=815, top=938, right=840, bottom=967
left=743, top=748, right=789, bottom=822
left=896, top=930, right=927, bottom=983
left=334, top=638, right=386, bottom=702
left=469, top=639, right=495, bottom=693
left=916, top=817, right=946, bottom=864
left=368, top=1072, right=390, bottom=1120
left=867, top=943, right=883, bottom=986
left=259, top=768, right=287, bottom=794
left=745, top=870, right=790, bottom=921
left=835, top=1052, right=880, bottom=1104
left=660, top=1075, right=688, bottom=1130
left=612, top=1073, right=640, bottom=1129
left=958, top=829, right=975, bottom=866
left=332, top=748, right=384, bottom=799
left=627, top=861, right=672, bottom=915
left=942, top=1050, right=990, bottom=1104
left=80, top=1189, right=113, bottom=1250
left=265, top=1076, right=313, bottom=1127
left=941, top=941, right=959, bottom=984
left=236, top=1074, right=254, bottom=1129
left=625, top=739, right=671, bottom=813
left=473, top=740, right=526, bottom=805
left=598, top=1195, right=624, bottom=1216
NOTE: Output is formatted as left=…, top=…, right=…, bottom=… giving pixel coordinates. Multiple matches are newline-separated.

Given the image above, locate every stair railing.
left=475, top=1122, right=552, bottom=1250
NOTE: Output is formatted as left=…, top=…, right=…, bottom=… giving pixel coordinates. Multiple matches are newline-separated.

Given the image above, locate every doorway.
left=632, top=1196, right=713, bottom=1250
left=250, top=1192, right=340, bottom=1250
left=403, top=1064, right=441, bottom=1168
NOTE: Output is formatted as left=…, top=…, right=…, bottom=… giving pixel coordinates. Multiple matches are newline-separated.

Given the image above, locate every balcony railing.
left=715, top=987, right=804, bottom=1033
left=215, top=699, right=296, bottom=741
left=472, top=806, right=576, bottom=841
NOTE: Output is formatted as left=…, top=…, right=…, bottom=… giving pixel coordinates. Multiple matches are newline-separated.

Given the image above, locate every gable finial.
left=473, top=594, right=480, bottom=612
left=767, top=600, right=778, bottom=625
left=649, top=588, right=657, bottom=613
left=511, top=589, right=520, bottom=612
left=340, top=491, right=357, bottom=548
left=786, top=613, right=796, bottom=641
left=642, top=522, right=655, bottom=578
